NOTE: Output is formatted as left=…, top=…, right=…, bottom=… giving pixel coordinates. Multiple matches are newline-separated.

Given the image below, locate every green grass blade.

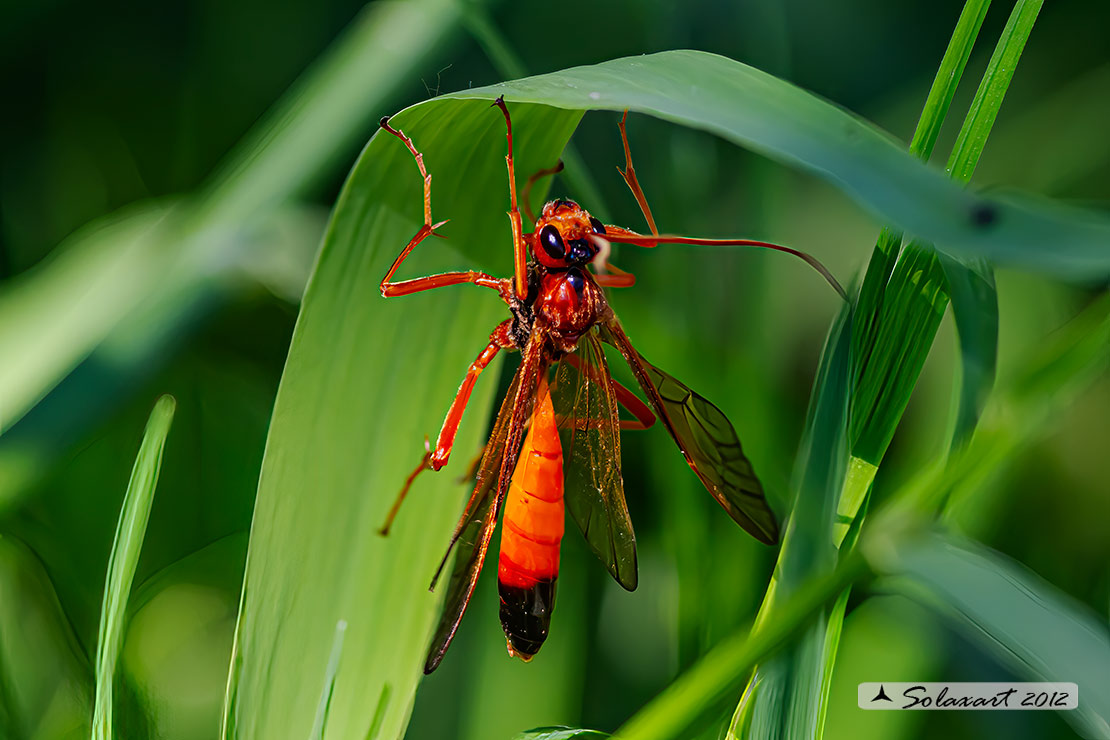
left=92, top=394, right=176, bottom=740
left=946, top=0, right=1045, bottom=184
left=734, top=309, right=851, bottom=739
left=0, top=0, right=463, bottom=437
left=850, top=244, right=949, bottom=465
left=832, top=458, right=876, bottom=547
left=852, top=0, right=991, bottom=419
left=908, top=0, right=993, bottom=161
left=614, top=553, right=871, bottom=740
left=0, top=205, right=321, bottom=516
left=938, top=253, right=998, bottom=447
left=940, top=0, right=1043, bottom=447
left=780, top=4, right=1044, bottom=730
left=201, top=0, right=470, bottom=221
left=783, top=309, right=853, bottom=587
left=220, top=100, right=581, bottom=740
left=850, top=0, right=1045, bottom=508
left=878, top=291, right=1110, bottom=525
left=0, top=535, right=92, bottom=739
left=881, top=532, right=1110, bottom=738
left=513, top=729, right=610, bottom=740
left=0, top=205, right=172, bottom=435
left=447, top=51, right=1110, bottom=277
left=813, top=589, right=850, bottom=736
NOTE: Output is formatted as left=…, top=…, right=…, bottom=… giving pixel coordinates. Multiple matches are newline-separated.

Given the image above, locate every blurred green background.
left=1, top=0, right=1107, bottom=739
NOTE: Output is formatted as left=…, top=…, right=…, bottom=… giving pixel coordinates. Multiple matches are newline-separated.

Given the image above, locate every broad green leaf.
left=446, top=51, right=1110, bottom=278
left=93, top=394, right=176, bottom=740
left=882, top=532, right=1110, bottom=739
left=459, top=4, right=610, bottom=223
left=221, top=100, right=581, bottom=740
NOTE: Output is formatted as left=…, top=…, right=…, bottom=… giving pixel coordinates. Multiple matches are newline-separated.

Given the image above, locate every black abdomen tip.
left=498, top=578, right=557, bottom=659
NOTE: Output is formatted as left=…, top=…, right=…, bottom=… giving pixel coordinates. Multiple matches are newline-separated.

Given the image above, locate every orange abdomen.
left=497, top=376, right=564, bottom=659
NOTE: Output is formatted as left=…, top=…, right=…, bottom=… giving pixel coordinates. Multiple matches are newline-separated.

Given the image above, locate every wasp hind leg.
left=377, top=321, right=514, bottom=535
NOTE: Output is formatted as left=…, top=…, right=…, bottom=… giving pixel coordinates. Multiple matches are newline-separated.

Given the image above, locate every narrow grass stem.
left=614, top=552, right=871, bottom=740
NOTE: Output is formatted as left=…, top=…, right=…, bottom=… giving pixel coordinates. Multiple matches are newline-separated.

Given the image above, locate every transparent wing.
left=601, top=321, right=779, bottom=545
left=552, top=331, right=638, bottom=591
left=424, top=339, right=544, bottom=673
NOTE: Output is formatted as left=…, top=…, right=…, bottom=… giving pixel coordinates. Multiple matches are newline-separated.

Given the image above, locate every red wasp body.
left=377, top=98, right=843, bottom=673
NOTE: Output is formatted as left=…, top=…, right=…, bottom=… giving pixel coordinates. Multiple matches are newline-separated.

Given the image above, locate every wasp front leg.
left=378, top=116, right=513, bottom=301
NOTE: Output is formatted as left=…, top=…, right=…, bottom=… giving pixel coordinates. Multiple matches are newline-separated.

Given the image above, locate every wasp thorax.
left=530, top=199, right=608, bottom=269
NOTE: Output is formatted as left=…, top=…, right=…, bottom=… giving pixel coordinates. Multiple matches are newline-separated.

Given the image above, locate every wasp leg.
left=492, top=97, right=529, bottom=300
left=378, top=116, right=513, bottom=301
left=378, top=321, right=515, bottom=535
left=617, top=111, right=660, bottom=237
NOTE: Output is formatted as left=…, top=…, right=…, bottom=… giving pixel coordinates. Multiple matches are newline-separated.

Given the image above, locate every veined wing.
left=552, top=330, right=637, bottom=591
left=600, top=321, right=779, bottom=545
left=424, top=337, right=546, bottom=673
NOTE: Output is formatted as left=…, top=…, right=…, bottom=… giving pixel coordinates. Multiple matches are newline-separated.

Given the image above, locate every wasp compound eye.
left=539, top=225, right=566, bottom=260
left=590, top=216, right=606, bottom=235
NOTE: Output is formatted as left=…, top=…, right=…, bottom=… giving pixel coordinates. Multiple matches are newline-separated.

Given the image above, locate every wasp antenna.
left=797, top=252, right=848, bottom=301
left=522, top=161, right=566, bottom=223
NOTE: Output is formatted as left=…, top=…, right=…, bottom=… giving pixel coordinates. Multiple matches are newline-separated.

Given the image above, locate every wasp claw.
left=379, top=115, right=390, bottom=128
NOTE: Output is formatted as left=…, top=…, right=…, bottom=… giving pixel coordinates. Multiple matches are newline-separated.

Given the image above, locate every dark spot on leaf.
left=971, top=203, right=998, bottom=228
